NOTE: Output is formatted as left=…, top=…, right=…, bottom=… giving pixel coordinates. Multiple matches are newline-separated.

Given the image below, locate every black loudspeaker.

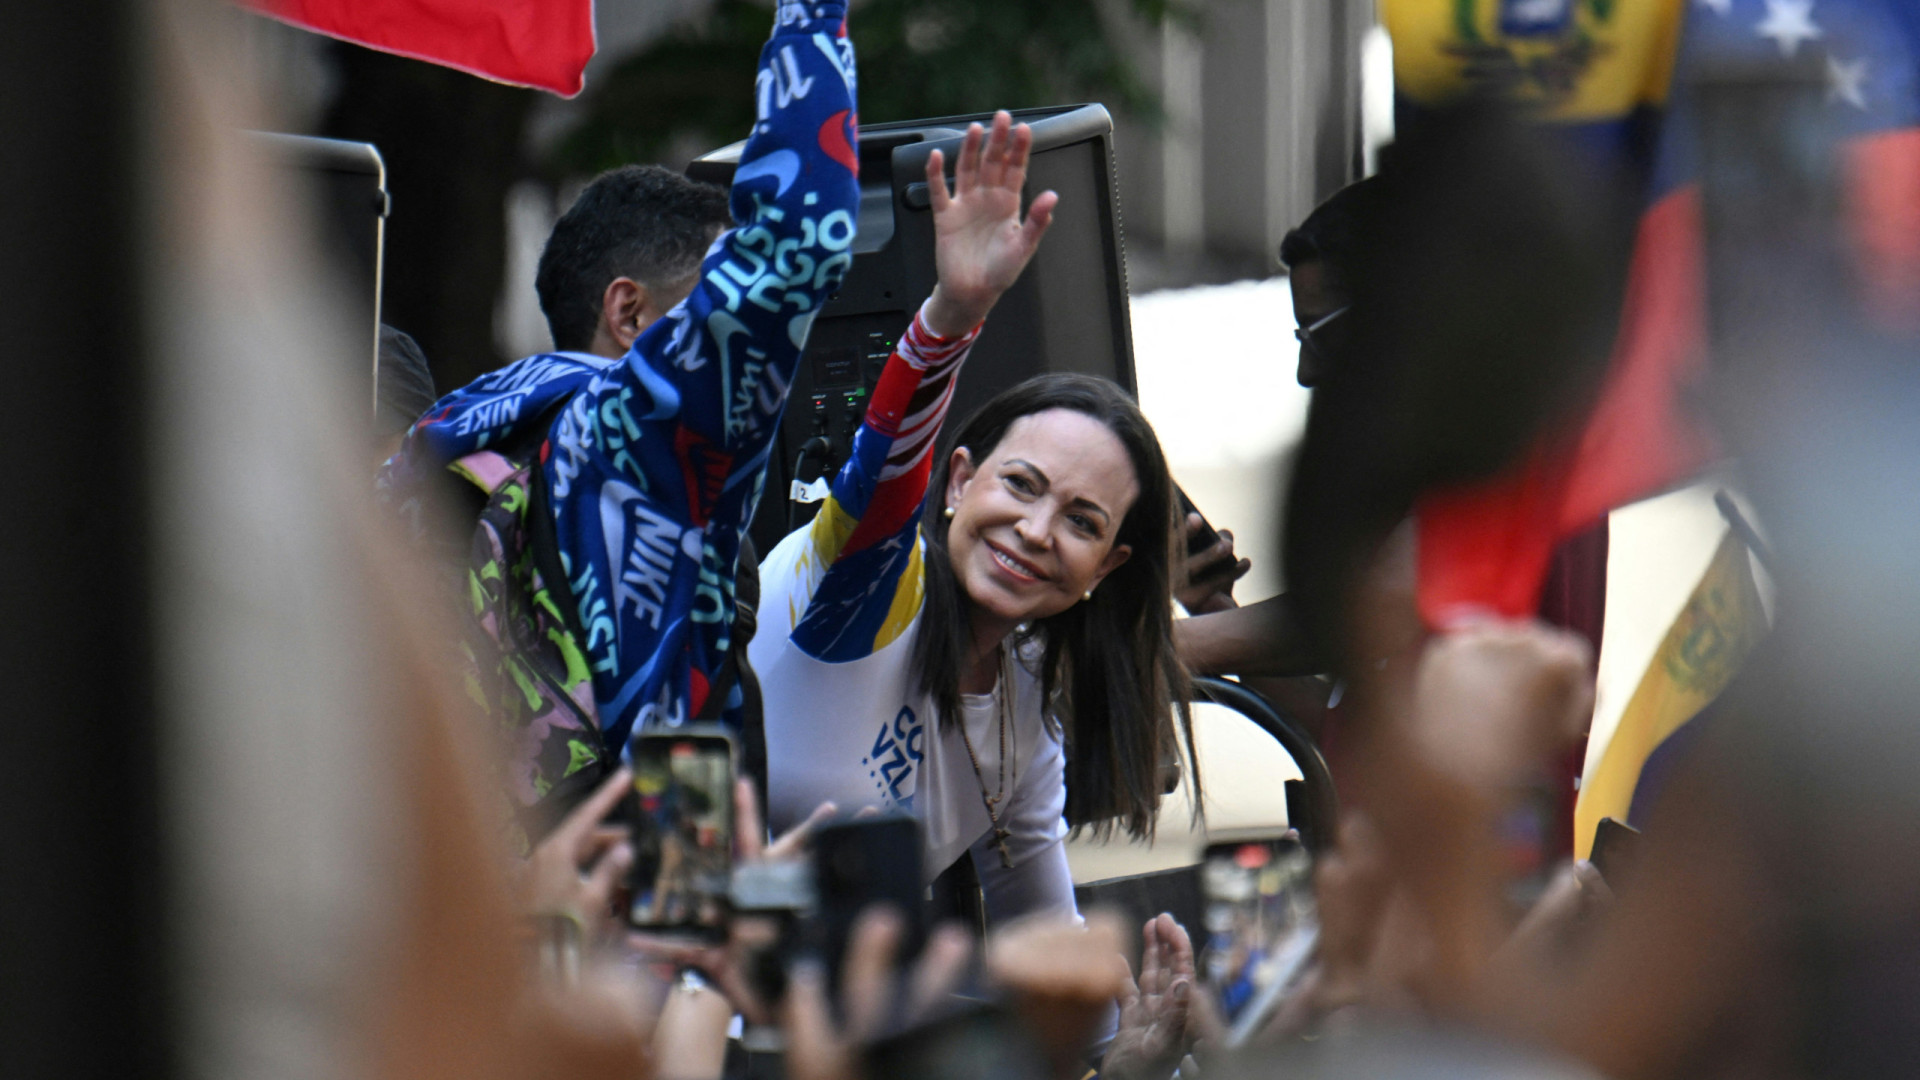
left=687, top=104, right=1136, bottom=557
left=248, top=132, right=389, bottom=420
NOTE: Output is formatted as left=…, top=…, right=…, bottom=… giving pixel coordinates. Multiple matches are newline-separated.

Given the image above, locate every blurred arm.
left=1175, top=594, right=1320, bottom=676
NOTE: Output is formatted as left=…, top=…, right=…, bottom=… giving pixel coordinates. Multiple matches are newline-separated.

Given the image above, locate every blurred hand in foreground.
left=523, top=767, right=635, bottom=946
left=1364, top=618, right=1596, bottom=1006
left=1259, top=811, right=1395, bottom=1039
left=1406, top=617, right=1594, bottom=795
left=514, top=960, right=658, bottom=1080
left=1487, top=859, right=1616, bottom=987
left=785, top=908, right=975, bottom=1080
left=987, top=912, right=1133, bottom=1080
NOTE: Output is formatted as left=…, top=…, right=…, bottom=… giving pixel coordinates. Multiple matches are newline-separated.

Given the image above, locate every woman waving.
left=751, top=110, right=1192, bottom=925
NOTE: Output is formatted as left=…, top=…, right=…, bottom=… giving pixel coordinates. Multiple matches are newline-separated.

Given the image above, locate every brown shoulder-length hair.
left=913, top=373, right=1196, bottom=840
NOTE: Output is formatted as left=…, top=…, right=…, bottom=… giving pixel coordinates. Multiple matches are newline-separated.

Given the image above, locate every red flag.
left=243, top=0, right=596, bottom=97
left=1846, top=129, right=1920, bottom=336
left=1415, top=187, right=1717, bottom=625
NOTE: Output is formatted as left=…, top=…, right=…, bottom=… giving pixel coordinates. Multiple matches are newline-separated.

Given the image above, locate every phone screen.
left=1199, top=835, right=1318, bottom=1043
left=627, top=730, right=736, bottom=932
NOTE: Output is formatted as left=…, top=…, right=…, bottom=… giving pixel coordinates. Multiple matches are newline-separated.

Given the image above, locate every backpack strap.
left=447, top=401, right=587, bottom=641
left=522, top=453, right=588, bottom=650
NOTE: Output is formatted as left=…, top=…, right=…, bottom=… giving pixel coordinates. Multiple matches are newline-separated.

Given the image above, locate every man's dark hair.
left=1278, top=175, right=1381, bottom=288
left=535, top=165, right=733, bottom=352
left=376, top=324, right=438, bottom=437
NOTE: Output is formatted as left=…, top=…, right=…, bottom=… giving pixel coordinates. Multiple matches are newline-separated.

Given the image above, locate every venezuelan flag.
left=1387, top=0, right=1686, bottom=153
left=1573, top=528, right=1766, bottom=859
left=1386, top=0, right=1710, bottom=625
left=1395, top=0, right=1920, bottom=625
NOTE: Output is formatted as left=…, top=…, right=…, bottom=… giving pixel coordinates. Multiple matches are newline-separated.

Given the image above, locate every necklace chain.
left=956, top=646, right=1015, bottom=869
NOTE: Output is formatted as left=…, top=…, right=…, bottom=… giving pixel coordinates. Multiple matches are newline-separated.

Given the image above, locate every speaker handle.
left=896, top=103, right=1112, bottom=210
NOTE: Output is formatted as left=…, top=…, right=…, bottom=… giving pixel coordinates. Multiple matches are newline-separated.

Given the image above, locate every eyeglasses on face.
left=1293, top=305, right=1350, bottom=357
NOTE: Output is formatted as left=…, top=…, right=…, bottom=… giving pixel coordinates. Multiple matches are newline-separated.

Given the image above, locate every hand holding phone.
left=1177, top=486, right=1223, bottom=558
left=1176, top=486, right=1251, bottom=614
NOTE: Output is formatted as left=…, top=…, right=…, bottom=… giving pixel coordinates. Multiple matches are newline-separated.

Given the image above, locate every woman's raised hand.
left=922, top=110, right=1060, bottom=338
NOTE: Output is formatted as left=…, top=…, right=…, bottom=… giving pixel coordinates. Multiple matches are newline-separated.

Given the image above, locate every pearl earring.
left=1082, top=589, right=1093, bottom=602
left=943, top=506, right=955, bottom=520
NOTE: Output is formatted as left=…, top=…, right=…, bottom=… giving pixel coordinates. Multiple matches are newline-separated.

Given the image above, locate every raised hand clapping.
left=921, top=110, right=1060, bottom=338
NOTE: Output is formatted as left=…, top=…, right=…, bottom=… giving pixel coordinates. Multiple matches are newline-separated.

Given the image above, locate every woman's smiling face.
left=944, top=408, right=1139, bottom=632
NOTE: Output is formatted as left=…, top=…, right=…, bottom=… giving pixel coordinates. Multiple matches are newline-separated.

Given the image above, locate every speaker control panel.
left=790, top=310, right=911, bottom=482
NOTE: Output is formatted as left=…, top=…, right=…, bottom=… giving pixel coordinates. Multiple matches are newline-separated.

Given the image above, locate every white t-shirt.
left=747, top=301, right=1077, bottom=925
left=752, top=526, right=1078, bottom=925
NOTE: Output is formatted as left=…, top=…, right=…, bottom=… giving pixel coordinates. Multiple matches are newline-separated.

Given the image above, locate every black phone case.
left=811, top=814, right=927, bottom=999
left=1176, top=484, right=1222, bottom=557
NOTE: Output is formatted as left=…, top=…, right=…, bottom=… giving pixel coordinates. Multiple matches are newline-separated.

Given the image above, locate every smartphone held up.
left=1199, top=832, right=1319, bottom=1045
left=627, top=726, right=738, bottom=935
left=621, top=729, right=935, bottom=1003
left=811, top=813, right=928, bottom=999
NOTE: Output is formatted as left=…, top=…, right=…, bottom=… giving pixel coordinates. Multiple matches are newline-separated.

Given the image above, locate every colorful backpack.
left=449, top=443, right=615, bottom=853
left=384, top=405, right=762, bottom=854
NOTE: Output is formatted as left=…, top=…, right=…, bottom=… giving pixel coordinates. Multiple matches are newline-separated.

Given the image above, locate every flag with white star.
left=1402, top=0, right=1919, bottom=628
left=1388, top=0, right=1919, bottom=857
left=1671, top=0, right=1917, bottom=138
left=1650, top=0, right=1920, bottom=325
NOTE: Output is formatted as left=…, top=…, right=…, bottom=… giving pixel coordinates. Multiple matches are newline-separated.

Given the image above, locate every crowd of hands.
left=515, top=761, right=1209, bottom=1080
left=507, top=515, right=1616, bottom=1080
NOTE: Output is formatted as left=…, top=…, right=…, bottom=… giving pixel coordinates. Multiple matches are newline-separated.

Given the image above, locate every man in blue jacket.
left=381, top=0, right=859, bottom=830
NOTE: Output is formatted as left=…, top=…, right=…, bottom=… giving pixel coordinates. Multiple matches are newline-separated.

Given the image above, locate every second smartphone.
left=626, top=726, right=737, bottom=936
